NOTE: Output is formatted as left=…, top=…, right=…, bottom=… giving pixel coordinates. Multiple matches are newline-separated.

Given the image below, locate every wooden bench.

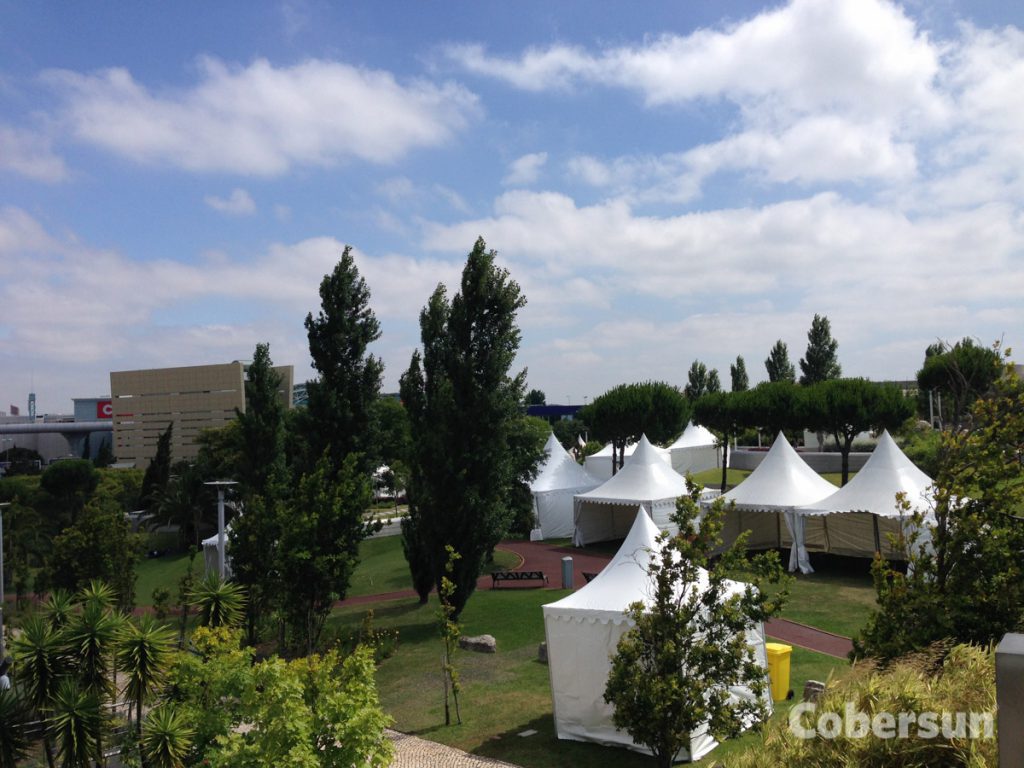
left=491, top=570, right=548, bottom=588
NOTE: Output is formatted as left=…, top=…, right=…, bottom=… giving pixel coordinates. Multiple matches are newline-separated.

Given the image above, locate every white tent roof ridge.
left=718, top=432, right=838, bottom=511
left=797, top=430, right=934, bottom=517
left=531, top=432, right=601, bottom=493
left=577, top=434, right=690, bottom=506
left=669, top=421, right=717, bottom=450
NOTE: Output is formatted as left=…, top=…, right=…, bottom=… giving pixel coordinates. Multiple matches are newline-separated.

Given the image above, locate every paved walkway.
left=387, top=730, right=520, bottom=767
left=340, top=539, right=854, bottom=658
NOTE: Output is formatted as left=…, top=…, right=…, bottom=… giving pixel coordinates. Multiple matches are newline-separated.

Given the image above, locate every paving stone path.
left=387, top=730, right=521, bottom=767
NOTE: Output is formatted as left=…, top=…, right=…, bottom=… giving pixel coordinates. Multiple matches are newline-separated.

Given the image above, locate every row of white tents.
left=710, top=430, right=933, bottom=573
left=530, top=425, right=933, bottom=573
left=530, top=424, right=720, bottom=541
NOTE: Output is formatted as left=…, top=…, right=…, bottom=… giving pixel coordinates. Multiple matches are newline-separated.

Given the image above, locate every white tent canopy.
left=530, top=433, right=601, bottom=539
left=667, top=422, right=721, bottom=475
left=585, top=440, right=672, bottom=481
left=707, top=433, right=838, bottom=569
left=201, top=529, right=232, bottom=578
left=574, top=435, right=693, bottom=546
left=791, top=431, right=934, bottom=571
left=544, top=507, right=770, bottom=762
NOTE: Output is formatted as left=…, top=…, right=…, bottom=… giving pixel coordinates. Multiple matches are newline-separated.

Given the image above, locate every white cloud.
left=44, top=57, right=480, bottom=175
left=0, top=123, right=68, bottom=182
left=204, top=188, right=256, bottom=216
left=502, top=152, right=548, bottom=186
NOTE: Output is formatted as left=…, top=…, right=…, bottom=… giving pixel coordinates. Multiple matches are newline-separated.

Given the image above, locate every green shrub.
left=730, top=643, right=996, bottom=767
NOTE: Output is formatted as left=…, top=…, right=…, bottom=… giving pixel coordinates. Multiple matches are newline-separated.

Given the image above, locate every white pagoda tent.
left=530, top=433, right=601, bottom=540
left=585, top=440, right=672, bottom=481
left=574, top=435, right=698, bottom=546
left=544, top=507, right=770, bottom=762
left=201, top=529, right=232, bottom=578
left=667, top=422, right=721, bottom=475
left=792, top=431, right=934, bottom=570
left=705, top=433, right=838, bottom=573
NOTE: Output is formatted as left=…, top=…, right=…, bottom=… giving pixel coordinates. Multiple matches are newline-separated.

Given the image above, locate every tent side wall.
left=670, top=445, right=721, bottom=475
left=574, top=498, right=680, bottom=546
left=534, top=487, right=582, bottom=540
left=718, top=508, right=793, bottom=553
left=800, top=512, right=907, bottom=560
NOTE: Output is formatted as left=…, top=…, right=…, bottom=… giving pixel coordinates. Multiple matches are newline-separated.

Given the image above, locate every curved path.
left=339, top=539, right=853, bottom=658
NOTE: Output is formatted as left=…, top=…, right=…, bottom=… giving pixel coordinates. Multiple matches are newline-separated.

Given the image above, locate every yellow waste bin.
left=765, top=642, right=792, bottom=702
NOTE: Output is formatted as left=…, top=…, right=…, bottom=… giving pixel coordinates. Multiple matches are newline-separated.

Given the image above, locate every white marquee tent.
left=704, top=433, right=838, bottom=573
left=585, top=440, right=672, bottom=481
left=667, top=422, right=721, bottom=475
left=574, top=435, right=701, bottom=546
left=201, top=529, right=232, bottom=578
left=530, top=433, right=601, bottom=540
left=544, top=508, right=770, bottom=762
left=791, top=431, right=934, bottom=572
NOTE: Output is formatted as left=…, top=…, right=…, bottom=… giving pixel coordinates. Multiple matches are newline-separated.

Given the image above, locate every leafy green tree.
left=277, top=454, right=372, bottom=654
left=236, top=343, right=287, bottom=499
left=524, top=388, right=546, bottom=406
left=693, top=391, right=754, bottom=492
left=764, top=340, right=795, bottom=383
left=745, top=381, right=806, bottom=441
left=401, top=237, right=534, bottom=616
left=189, top=575, right=246, bottom=629
left=604, top=493, right=787, bottom=768
left=227, top=494, right=280, bottom=646
left=581, top=381, right=690, bottom=473
left=438, top=546, right=463, bottom=726
left=46, top=497, right=140, bottom=608
left=798, top=313, right=841, bottom=385
left=40, top=459, right=99, bottom=526
left=140, top=423, right=174, bottom=512
left=917, top=337, right=1001, bottom=430
left=729, top=355, right=749, bottom=392
left=370, top=396, right=412, bottom=474
left=303, top=245, right=384, bottom=476
left=856, top=358, right=1024, bottom=660
left=684, top=360, right=720, bottom=400
left=804, top=379, right=914, bottom=485
left=118, top=615, right=175, bottom=736
left=157, top=462, right=207, bottom=548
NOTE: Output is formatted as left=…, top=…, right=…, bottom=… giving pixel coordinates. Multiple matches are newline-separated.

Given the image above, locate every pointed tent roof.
left=531, top=432, right=600, bottom=493
left=798, top=431, right=934, bottom=518
left=589, top=440, right=671, bottom=461
left=719, top=432, right=837, bottom=510
left=543, top=506, right=663, bottom=623
left=668, top=422, right=718, bottom=450
left=577, top=434, right=689, bottom=505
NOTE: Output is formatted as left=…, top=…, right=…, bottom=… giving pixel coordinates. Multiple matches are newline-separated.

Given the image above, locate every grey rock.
left=458, top=634, right=496, bottom=653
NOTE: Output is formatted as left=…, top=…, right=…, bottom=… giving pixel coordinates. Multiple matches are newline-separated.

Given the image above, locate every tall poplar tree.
left=764, top=340, right=796, bottom=383
left=303, top=246, right=383, bottom=476
left=730, top=355, right=749, bottom=392
left=799, top=314, right=841, bottom=385
left=401, top=237, right=532, bottom=616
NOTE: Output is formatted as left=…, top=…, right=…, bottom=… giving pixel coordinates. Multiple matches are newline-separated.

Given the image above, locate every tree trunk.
left=841, top=436, right=853, bottom=486
left=720, top=439, right=729, bottom=493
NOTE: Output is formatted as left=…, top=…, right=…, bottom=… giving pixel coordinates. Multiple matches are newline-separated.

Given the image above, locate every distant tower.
left=28, top=392, right=36, bottom=419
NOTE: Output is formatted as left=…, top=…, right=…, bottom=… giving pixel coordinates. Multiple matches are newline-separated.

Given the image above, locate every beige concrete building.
left=110, top=361, right=294, bottom=468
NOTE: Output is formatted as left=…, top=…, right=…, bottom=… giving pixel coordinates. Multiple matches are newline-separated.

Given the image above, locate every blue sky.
left=2, top=0, right=1023, bottom=413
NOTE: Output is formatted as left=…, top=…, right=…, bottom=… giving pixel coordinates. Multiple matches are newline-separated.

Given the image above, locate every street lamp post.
left=203, top=481, right=237, bottom=579
left=0, top=502, right=9, bottom=658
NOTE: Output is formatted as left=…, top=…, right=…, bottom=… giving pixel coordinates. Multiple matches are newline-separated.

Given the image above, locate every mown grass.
left=327, top=588, right=850, bottom=767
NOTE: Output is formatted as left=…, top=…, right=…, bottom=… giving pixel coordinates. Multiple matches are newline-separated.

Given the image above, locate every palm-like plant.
left=118, top=615, right=174, bottom=734
left=11, top=613, right=66, bottom=768
left=78, top=580, right=118, bottom=611
left=64, top=601, right=123, bottom=699
left=141, top=705, right=194, bottom=768
left=43, top=588, right=76, bottom=630
left=48, top=679, right=102, bottom=768
left=189, top=575, right=246, bottom=628
left=0, top=689, right=30, bottom=768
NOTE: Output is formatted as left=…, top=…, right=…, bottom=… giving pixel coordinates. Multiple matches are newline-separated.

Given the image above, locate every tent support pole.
left=873, top=514, right=882, bottom=555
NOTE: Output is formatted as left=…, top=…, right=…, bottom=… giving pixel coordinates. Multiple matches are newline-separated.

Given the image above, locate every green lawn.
left=134, top=551, right=196, bottom=605
left=326, top=589, right=850, bottom=768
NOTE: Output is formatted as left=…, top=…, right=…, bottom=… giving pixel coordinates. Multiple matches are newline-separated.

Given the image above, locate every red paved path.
left=339, top=539, right=854, bottom=658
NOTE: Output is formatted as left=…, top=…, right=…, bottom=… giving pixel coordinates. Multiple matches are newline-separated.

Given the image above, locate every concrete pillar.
left=561, top=556, right=573, bottom=590
left=997, top=632, right=1024, bottom=766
